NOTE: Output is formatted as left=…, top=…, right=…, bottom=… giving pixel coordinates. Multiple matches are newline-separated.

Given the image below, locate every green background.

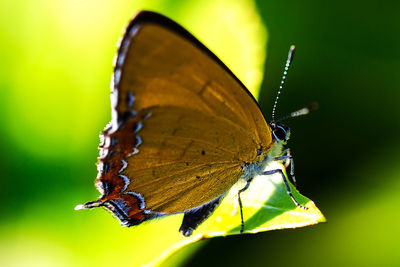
left=1, top=0, right=399, bottom=266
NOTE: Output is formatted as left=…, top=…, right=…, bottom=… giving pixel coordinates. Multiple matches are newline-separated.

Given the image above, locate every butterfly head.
left=270, top=122, right=290, bottom=144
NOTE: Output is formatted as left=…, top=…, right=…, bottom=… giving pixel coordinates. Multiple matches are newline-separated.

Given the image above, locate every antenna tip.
left=288, top=45, right=296, bottom=62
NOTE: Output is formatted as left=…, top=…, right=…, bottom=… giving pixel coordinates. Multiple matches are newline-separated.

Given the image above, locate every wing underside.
left=85, top=11, right=272, bottom=223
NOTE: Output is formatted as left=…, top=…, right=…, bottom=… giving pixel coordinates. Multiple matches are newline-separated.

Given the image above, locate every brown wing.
left=112, top=11, right=271, bottom=150
left=85, top=11, right=273, bottom=222
left=123, top=106, right=247, bottom=213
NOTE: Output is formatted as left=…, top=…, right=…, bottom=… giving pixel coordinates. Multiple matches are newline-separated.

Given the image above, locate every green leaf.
left=146, top=161, right=326, bottom=266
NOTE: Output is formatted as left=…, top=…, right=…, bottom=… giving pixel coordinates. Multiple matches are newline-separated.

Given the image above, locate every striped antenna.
left=271, top=45, right=296, bottom=121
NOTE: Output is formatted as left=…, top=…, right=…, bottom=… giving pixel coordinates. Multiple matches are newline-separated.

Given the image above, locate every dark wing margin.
left=179, top=194, right=223, bottom=236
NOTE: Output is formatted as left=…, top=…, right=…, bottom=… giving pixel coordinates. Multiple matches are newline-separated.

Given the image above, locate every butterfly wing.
left=112, top=11, right=271, bottom=149
left=90, top=11, right=273, bottom=224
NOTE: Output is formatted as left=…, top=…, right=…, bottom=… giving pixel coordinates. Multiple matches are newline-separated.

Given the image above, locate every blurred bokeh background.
left=1, top=0, right=399, bottom=266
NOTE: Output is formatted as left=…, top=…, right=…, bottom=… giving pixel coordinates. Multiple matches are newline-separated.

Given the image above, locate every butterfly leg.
left=274, top=148, right=296, bottom=187
left=179, top=195, right=223, bottom=237
left=237, top=180, right=252, bottom=234
left=262, top=168, right=307, bottom=210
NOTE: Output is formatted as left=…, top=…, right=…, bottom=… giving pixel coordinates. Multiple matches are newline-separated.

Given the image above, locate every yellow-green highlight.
left=1, top=0, right=266, bottom=159
left=0, top=0, right=267, bottom=266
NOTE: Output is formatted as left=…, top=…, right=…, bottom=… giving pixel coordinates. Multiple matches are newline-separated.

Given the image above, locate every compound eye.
left=273, top=125, right=287, bottom=141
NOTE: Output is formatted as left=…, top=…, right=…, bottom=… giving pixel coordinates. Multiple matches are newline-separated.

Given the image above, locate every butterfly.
left=75, top=10, right=311, bottom=237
